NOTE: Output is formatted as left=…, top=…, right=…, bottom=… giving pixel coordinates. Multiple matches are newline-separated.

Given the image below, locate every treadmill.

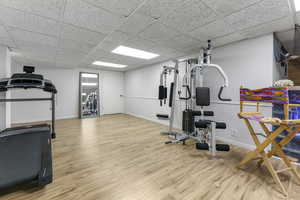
left=0, top=66, right=57, bottom=191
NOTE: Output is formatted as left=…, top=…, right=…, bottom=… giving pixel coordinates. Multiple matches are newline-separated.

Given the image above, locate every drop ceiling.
left=0, top=0, right=297, bottom=71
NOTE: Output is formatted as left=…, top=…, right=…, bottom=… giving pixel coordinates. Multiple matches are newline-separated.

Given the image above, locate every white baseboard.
left=126, top=112, right=176, bottom=127
left=216, top=136, right=255, bottom=150
left=126, top=112, right=255, bottom=150
left=12, top=115, right=78, bottom=124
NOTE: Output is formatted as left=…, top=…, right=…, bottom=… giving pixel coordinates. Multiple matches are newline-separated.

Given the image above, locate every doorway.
left=79, top=72, right=100, bottom=118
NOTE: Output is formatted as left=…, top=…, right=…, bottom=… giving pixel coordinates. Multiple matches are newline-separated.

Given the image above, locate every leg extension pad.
left=196, top=143, right=209, bottom=150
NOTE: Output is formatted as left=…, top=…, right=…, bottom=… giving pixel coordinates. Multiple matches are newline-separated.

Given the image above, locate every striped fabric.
left=240, top=87, right=289, bottom=104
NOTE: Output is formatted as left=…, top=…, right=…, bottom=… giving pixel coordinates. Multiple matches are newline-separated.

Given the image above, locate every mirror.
left=79, top=72, right=99, bottom=118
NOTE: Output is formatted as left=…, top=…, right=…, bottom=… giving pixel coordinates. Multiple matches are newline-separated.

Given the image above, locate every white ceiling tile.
left=15, top=43, right=57, bottom=53
left=96, top=40, right=121, bottom=52
left=190, top=19, right=235, bottom=41
left=13, top=57, right=57, bottom=68
left=155, top=35, right=202, bottom=51
left=58, top=39, right=96, bottom=53
left=105, top=30, right=131, bottom=43
left=161, top=0, right=217, bottom=32
left=181, top=46, right=202, bottom=55
left=0, top=6, right=60, bottom=37
left=56, top=49, right=86, bottom=66
left=9, top=28, right=58, bottom=47
left=213, top=32, right=246, bottom=47
left=12, top=41, right=57, bottom=63
left=137, top=0, right=188, bottom=19
left=122, top=37, right=158, bottom=52
left=202, top=0, right=261, bottom=16
left=118, top=13, right=156, bottom=35
left=150, top=46, right=176, bottom=56
left=82, top=0, right=145, bottom=17
left=0, top=37, right=16, bottom=48
left=61, top=24, right=106, bottom=45
left=121, top=36, right=187, bottom=59
left=138, top=22, right=179, bottom=42
left=163, top=50, right=186, bottom=59
left=224, top=0, right=290, bottom=31
left=0, top=0, right=65, bottom=20
left=64, top=0, right=125, bottom=34
left=242, top=16, right=294, bottom=39
left=22, top=51, right=56, bottom=63
left=117, top=56, right=143, bottom=65
left=0, top=7, right=59, bottom=36
left=13, top=44, right=57, bottom=63
left=259, top=0, right=291, bottom=19
left=95, top=31, right=131, bottom=52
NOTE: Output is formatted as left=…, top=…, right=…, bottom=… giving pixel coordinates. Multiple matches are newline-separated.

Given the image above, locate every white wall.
left=124, top=34, right=276, bottom=149
left=0, top=45, right=11, bottom=130
left=10, top=61, right=124, bottom=123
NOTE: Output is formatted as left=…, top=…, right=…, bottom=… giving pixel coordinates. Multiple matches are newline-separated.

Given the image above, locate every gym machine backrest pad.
left=196, top=87, right=210, bottom=106
left=0, top=124, right=53, bottom=190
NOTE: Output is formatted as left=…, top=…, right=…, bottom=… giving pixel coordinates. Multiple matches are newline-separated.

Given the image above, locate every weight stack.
left=182, top=109, right=194, bottom=133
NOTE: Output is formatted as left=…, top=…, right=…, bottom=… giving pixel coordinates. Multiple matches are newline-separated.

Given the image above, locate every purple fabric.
left=240, top=87, right=289, bottom=104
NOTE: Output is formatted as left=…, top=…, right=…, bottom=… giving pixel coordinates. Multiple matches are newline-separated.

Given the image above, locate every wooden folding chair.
left=238, top=87, right=300, bottom=196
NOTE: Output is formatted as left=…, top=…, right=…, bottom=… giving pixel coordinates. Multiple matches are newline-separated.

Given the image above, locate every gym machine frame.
left=158, top=60, right=180, bottom=135
left=159, top=41, right=231, bottom=157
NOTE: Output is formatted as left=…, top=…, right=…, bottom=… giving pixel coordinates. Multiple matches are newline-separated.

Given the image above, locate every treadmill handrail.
left=0, top=74, right=57, bottom=139
left=0, top=77, right=57, bottom=94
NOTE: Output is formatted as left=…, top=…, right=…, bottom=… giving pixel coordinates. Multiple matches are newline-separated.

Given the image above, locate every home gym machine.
left=157, top=60, right=180, bottom=135
left=161, top=40, right=231, bottom=157
left=0, top=66, right=56, bottom=191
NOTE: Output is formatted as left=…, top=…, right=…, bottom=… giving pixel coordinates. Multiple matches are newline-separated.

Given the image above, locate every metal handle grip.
left=218, top=86, right=231, bottom=102
left=179, top=85, right=191, bottom=100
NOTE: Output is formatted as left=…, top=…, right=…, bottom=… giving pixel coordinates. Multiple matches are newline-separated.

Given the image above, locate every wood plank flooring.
left=1, top=114, right=300, bottom=200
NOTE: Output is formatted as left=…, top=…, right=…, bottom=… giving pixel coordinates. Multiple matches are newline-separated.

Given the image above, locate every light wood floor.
left=1, top=114, right=300, bottom=200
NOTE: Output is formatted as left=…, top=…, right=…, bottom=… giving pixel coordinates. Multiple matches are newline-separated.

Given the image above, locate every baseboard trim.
left=216, top=136, right=255, bottom=150
left=12, top=115, right=78, bottom=124
left=126, top=112, right=174, bottom=127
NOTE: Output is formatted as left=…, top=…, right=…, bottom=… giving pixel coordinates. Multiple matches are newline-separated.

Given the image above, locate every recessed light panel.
left=112, top=45, right=159, bottom=60
left=92, top=61, right=127, bottom=68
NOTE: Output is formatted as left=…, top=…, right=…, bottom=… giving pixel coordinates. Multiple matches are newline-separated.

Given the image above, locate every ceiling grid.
left=0, top=0, right=297, bottom=71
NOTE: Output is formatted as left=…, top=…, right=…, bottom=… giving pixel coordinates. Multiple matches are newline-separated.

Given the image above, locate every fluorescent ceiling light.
left=92, top=61, right=127, bottom=68
left=82, top=93, right=87, bottom=96
left=82, top=83, right=97, bottom=86
left=295, top=0, right=300, bottom=11
left=81, top=73, right=98, bottom=78
left=112, top=45, right=159, bottom=60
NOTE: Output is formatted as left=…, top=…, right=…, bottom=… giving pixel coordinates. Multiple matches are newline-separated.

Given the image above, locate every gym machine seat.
left=0, top=124, right=53, bottom=190
left=195, top=120, right=226, bottom=129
